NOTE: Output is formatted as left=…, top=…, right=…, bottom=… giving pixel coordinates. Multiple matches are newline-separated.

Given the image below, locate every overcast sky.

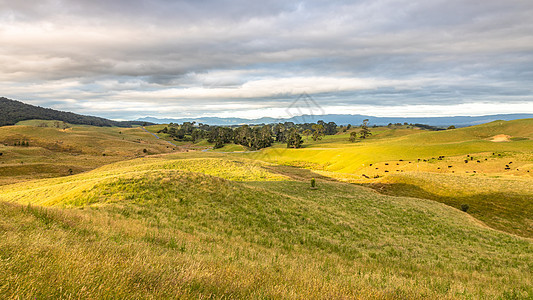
left=1, top=0, right=532, bottom=120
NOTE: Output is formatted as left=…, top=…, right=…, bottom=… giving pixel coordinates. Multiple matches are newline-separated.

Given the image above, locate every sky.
left=1, top=0, right=532, bottom=120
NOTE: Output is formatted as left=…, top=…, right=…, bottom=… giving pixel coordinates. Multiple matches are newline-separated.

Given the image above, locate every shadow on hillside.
left=263, top=165, right=339, bottom=182
left=363, top=182, right=533, bottom=239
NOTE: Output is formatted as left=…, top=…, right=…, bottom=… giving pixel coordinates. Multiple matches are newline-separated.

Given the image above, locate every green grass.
left=0, top=121, right=177, bottom=185
left=370, top=172, right=533, bottom=238
left=1, top=154, right=532, bottom=298
left=1, top=119, right=532, bottom=298
left=212, top=143, right=247, bottom=152
left=232, top=119, right=533, bottom=239
left=242, top=119, right=533, bottom=174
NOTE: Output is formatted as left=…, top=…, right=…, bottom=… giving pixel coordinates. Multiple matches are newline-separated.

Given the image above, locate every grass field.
left=234, top=119, right=533, bottom=239
left=0, top=121, right=178, bottom=185
left=1, top=153, right=532, bottom=298
left=1, top=119, right=532, bottom=298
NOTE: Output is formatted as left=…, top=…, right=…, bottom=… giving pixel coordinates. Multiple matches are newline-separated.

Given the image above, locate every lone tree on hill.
left=359, top=119, right=372, bottom=139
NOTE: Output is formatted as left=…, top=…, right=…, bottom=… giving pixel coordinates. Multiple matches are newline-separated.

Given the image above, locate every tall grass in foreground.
left=1, top=158, right=532, bottom=298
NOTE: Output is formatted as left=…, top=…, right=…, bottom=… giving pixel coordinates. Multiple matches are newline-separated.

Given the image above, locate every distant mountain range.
left=2, top=97, right=531, bottom=128
left=0, top=97, right=150, bottom=127
left=138, top=113, right=533, bottom=127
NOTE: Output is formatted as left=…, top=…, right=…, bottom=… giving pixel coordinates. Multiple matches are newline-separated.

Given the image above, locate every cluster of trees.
left=37, top=121, right=70, bottom=129
left=158, top=120, right=339, bottom=150
left=413, top=123, right=445, bottom=131
left=349, top=119, right=372, bottom=142
left=13, top=141, right=30, bottom=147
left=0, top=97, right=150, bottom=127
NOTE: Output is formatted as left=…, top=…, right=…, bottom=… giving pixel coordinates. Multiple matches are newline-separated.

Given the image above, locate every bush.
left=310, top=178, right=316, bottom=188
left=461, top=204, right=469, bottom=212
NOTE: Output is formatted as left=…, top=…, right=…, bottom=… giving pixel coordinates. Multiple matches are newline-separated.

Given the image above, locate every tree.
left=447, top=125, right=456, bottom=130
left=254, top=125, right=273, bottom=149
left=286, top=128, right=303, bottom=148
left=359, top=119, right=372, bottom=139
left=191, top=129, right=204, bottom=142
left=302, top=129, right=312, bottom=141
left=349, top=132, right=357, bottom=142
left=311, top=124, right=325, bottom=141
left=325, top=122, right=337, bottom=135
left=273, top=123, right=286, bottom=142
left=234, top=125, right=253, bottom=147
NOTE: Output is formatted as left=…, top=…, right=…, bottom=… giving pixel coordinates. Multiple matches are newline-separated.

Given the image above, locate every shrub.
left=461, top=204, right=469, bottom=212
left=310, top=178, right=316, bottom=188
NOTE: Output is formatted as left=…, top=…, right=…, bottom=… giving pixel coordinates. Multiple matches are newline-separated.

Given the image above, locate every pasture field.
left=234, top=119, right=533, bottom=238
left=0, top=118, right=532, bottom=298
left=1, top=153, right=532, bottom=299
left=0, top=121, right=178, bottom=185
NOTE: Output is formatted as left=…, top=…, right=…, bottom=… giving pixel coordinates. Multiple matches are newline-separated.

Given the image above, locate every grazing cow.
left=476, top=160, right=480, bottom=163
left=448, top=166, right=452, bottom=168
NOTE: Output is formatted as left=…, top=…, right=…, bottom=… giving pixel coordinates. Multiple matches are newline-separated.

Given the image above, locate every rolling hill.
left=1, top=153, right=532, bottom=298
left=0, top=120, right=177, bottom=185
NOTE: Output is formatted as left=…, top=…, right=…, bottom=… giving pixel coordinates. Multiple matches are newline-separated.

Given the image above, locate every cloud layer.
left=1, top=0, right=532, bottom=119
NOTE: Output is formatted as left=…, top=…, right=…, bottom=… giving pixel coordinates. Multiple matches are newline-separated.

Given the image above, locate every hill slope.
left=0, top=122, right=177, bottom=185
left=1, top=153, right=532, bottom=298
left=235, top=119, right=533, bottom=238
left=0, top=97, right=148, bottom=127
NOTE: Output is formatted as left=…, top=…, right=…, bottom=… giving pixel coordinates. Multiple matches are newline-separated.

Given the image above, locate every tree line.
left=157, top=120, right=342, bottom=150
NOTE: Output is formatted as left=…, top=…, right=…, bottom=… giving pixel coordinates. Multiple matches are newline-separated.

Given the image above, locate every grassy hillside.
left=371, top=172, right=533, bottom=238
left=0, top=121, right=177, bottom=185
left=244, top=119, right=533, bottom=174
left=233, top=119, right=533, bottom=239
left=1, top=153, right=532, bottom=298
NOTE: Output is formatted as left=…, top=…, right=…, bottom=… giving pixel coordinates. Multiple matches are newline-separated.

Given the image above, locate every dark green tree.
left=311, top=124, right=325, bottom=141
left=349, top=132, right=357, bottom=142
left=359, top=119, right=372, bottom=139
left=286, top=128, right=303, bottom=148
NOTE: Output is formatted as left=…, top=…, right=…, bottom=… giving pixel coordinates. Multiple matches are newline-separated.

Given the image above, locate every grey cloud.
left=1, top=0, right=532, bottom=119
